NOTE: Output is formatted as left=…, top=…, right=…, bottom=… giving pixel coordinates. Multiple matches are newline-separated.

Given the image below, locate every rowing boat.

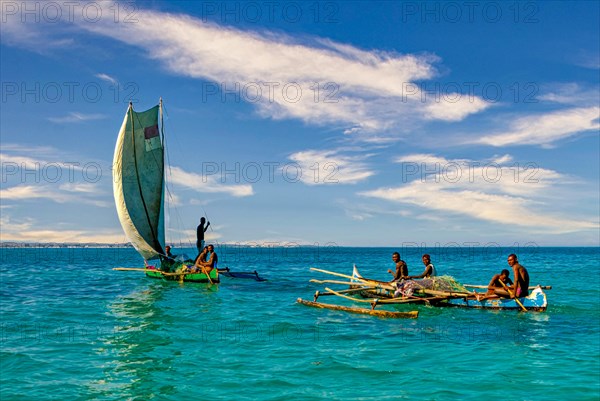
left=351, top=265, right=548, bottom=311
left=440, top=287, right=547, bottom=311
left=144, top=265, right=219, bottom=283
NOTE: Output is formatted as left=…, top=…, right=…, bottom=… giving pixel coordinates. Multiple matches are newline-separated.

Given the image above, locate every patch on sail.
left=144, top=125, right=161, bottom=152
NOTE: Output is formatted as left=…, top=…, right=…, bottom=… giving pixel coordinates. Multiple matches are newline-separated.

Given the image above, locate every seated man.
left=485, top=269, right=514, bottom=298
left=407, top=254, right=436, bottom=279
left=387, top=252, right=408, bottom=282
left=165, top=245, right=175, bottom=258
left=194, top=244, right=218, bottom=274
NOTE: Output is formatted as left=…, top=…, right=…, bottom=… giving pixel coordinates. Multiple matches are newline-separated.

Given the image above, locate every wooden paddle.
left=204, top=268, right=214, bottom=285
left=499, top=279, right=527, bottom=312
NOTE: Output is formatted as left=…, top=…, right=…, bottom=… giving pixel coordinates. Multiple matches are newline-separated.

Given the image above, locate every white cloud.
left=537, top=83, right=600, bottom=105
left=1, top=2, right=491, bottom=138
left=59, top=182, right=102, bottom=194
left=0, top=215, right=124, bottom=243
left=0, top=4, right=75, bottom=52
left=0, top=144, right=60, bottom=155
left=48, top=112, right=107, bottom=123
left=573, top=50, right=600, bottom=70
left=362, top=183, right=595, bottom=232
left=95, top=73, right=118, bottom=85
left=288, top=149, right=374, bottom=185
left=476, top=106, right=599, bottom=147
left=168, top=166, right=253, bottom=197
left=492, top=154, right=513, bottom=164
left=1, top=148, right=111, bottom=207
left=360, top=154, right=598, bottom=232
left=0, top=184, right=110, bottom=207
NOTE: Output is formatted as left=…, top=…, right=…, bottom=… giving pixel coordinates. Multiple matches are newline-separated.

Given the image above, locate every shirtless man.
left=488, top=269, right=513, bottom=294
left=477, top=269, right=514, bottom=300
left=408, top=254, right=436, bottom=279
left=194, top=246, right=208, bottom=265
left=507, top=254, right=529, bottom=298
left=387, top=252, right=408, bottom=282
left=195, top=244, right=218, bottom=274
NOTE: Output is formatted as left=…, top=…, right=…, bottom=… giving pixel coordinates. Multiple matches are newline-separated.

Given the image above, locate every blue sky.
left=1, top=0, right=599, bottom=247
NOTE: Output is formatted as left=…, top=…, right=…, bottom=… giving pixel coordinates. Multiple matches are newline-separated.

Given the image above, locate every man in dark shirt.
left=196, top=217, right=210, bottom=255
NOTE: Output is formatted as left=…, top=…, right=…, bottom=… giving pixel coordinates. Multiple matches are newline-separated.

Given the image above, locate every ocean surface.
left=1, top=246, right=599, bottom=400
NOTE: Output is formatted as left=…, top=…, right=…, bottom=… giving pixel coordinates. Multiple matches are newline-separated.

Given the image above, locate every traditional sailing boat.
left=112, top=100, right=219, bottom=283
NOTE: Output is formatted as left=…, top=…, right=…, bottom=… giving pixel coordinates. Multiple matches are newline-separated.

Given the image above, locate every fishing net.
left=395, top=275, right=468, bottom=297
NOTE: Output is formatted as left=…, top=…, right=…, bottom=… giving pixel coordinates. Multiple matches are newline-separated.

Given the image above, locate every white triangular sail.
left=113, top=103, right=165, bottom=260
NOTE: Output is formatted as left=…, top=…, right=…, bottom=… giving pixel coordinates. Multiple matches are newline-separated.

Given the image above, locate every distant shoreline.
left=1, top=242, right=598, bottom=248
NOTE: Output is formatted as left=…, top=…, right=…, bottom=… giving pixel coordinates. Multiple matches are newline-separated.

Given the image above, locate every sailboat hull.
left=145, top=267, right=220, bottom=283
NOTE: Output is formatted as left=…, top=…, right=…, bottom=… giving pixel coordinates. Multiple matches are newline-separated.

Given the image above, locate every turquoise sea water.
left=1, top=246, right=599, bottom=400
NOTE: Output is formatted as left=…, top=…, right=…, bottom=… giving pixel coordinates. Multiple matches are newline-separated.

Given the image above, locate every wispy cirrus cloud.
left=95, top=73, right=118, bottom=85
left=288, top=148, right=375, bottom=185
left=1, top=1, right=490, bottom=139
left=1, top=147, right=111, bottom=207
left=168, top=166, right=253, bottom=198
left=537, top=83, right=600, bottom=105
left=0, top=214, right=124, bottom=243
left=0, top=184, right=110, bottom=207
left=360, top=154, right=598, bottom=232
left=48, top=112, right=107, bottom=123
left=474, top=106, right=599, bottom=147
left=572, top=49, right=600, bottom=70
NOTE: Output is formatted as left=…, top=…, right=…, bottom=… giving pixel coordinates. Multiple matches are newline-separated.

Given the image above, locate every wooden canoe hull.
left=145, top=267, right=220, bottom=283
left=440, top=287, right=547, bottom=311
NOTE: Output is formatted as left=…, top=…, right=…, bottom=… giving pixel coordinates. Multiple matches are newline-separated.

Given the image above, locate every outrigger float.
left=299, top=265, right=549, bottom=316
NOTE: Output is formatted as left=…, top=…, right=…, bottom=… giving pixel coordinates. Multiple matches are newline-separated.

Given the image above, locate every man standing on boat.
left=407, top=254, right=436, bottom=279
left=196, top=217, right=210, bottom=255
left=507, top=254, right=530, bottom=298
left=388, top=252, right=408, bottom=282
